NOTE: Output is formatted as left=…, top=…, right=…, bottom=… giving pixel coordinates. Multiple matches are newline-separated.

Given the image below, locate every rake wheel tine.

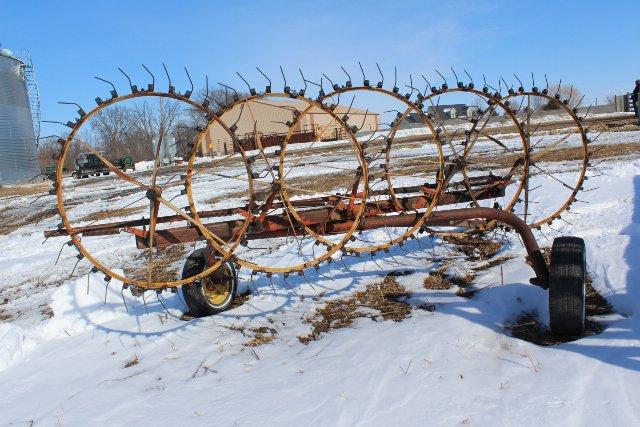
left=142, top=291, right=149, bottom=315
left=269, top=275, right=276, bottom=296
left=370, top=255, right=384, bottom=271
left=256, top=66, right=272, bottom=93
left=104, top=282, right=108, bottom=304
left=121, top=286, right=129, bottom=313
left=183, top=66, right=194, bottom=97
left=94, top=76, right=118, bottom=98
left=298, top=68, right=308, bottom=94
left=280, top=66, right=289, bottom=92
left=236, top=71, right=256, bottom=96
left=340, top=66, right=352, bottom=87
left=162, top=62, right=175, bottom=93
left=434, top=69, right=448, bottom=89
left=359, top=62, right=368, bottom=85
left=157, top=293, right=182, bottom=320
left=54, top=241, right=69, bottom=265
left=68, top=256, right=82, bottom=279
left=301, top=271, right=317, bottom=292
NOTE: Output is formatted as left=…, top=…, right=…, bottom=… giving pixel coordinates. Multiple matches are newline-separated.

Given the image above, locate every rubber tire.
left=549, top=236, right=586, bottom=337
left=180, top=249, right=238, bottom=317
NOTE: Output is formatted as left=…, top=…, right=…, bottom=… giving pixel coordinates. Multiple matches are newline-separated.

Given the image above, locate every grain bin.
left=0, top=46, right=40, bottom=184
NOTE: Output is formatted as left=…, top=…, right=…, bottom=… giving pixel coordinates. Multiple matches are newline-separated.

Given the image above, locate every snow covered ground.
left=0, top=129, right=639, bottom=425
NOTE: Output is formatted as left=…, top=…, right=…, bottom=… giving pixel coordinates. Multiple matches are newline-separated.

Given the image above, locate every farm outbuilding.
left=199, top=99, right=378, bottom=155
left=0, top=46, right=40, bottom=184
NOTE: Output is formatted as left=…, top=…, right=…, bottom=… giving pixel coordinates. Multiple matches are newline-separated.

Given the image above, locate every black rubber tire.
left=180, top=249, right=238, bottom=317
left=549, top=236, right=586, bottom=337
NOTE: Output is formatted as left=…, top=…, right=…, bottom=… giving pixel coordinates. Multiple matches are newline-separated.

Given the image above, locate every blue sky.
left=2, top=0, right=639, bottom=137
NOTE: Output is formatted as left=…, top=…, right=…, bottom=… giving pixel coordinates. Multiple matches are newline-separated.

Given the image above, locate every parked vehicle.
left=71, top=153, right=135, bottom=179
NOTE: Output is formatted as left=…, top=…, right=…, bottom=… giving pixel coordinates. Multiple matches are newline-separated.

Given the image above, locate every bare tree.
left=543, top=83, right=583, bottom=109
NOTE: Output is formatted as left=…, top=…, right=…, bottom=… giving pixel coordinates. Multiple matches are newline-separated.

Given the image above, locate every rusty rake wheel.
left=421, top=86, right=529, bottom=233
left=55, top=89, right=246, bottom=290
left=318, top=85, right=445, bottom=254
left=187, top=91, right=369, bottom=274
left=502, top=90, right=589, bottom=229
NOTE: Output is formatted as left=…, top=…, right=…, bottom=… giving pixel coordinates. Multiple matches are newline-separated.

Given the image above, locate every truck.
left=72, top=153, right=135, bottom=179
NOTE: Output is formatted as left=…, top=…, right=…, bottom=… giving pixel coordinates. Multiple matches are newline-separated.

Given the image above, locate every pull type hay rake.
left=44, top=65, right=592, bottom=337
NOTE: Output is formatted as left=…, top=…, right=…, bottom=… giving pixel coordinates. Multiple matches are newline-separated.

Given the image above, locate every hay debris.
left=298, top=275, right=412, bottom=344
left=244, top=326, right=278, bottom=347
left=444, top=235, right=502, bottom=260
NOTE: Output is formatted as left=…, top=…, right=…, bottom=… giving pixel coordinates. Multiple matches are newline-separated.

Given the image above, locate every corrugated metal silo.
left=0, top=47, right=40, bottom=185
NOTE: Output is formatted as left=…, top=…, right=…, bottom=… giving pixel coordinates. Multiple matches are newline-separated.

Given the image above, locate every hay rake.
left=43, top=65, right=593, bottom=336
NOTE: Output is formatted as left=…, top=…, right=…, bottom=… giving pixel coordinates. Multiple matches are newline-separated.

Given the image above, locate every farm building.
left=0, top=46, right=40, bottom=184
left=199, top=99, right=378, bottom=155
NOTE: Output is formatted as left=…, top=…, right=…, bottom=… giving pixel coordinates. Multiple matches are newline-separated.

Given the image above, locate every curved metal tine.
left=58, top=101, right=86, bottom=118
left=375, top=63, right=384, bottom=88
left=340, top=66, right=352, bottom=87
left=236, top=71, right=256, bottom=96
left=344, top=94, right=356, bottom=117
left=218, top=82, right=239, bottom=102
left=568, top=85, right=574, bottom=104
left=121, top=286, right=129, bottom=313
left=279, top=65, right=291, bottom=93
left=555, top=78, right=563, bottom=97
left=544, top=74, right=549, bottom=92
left=356, top=109, right=370, bottom=133
left=404, top=74, right=415, bottom=99
left=358, top=62, right=369, bottom=86
left=392, top=66, right=399, bottom=92
left=322, top=73, right=338, bottom=91
left=501, top=76, right=513, bottom=93
left=117, top=67, right=138, bottom=93
left=421, top=74, right=433, bottom=94
left=298, top=68, right=308, bottom=96
left=256, top=67, right=272, bottom=93
left=531, top=72, right=536, bottom=90
left=141, top=291, right=149, bottom=315
left=94, top=76, right=118, bottom=98
left=464, top=69, right=474, bottom=87
left=435, top=69, right=447, bottom=88
left=163, top=62, right=175, bottom=94
left=183, top=67, right=194, bottom=98
left=451, top=67, right=461, bottom=87
left=513, top=73, right=524, bottom=91
left=574, top=94, right=586, bottom=110
left=142, top=63, right=155, bottom=92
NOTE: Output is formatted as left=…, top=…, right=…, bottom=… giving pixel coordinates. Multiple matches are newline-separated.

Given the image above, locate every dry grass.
left=444, top=235, right=503, bottom=260
left=244, top=326, right=278, bottom=347
left=0, top=182, right=49, bottom=198
left=0, top=206, right=59, bottom=235
left=423, top=263, right=454, bottom=290
left=125, top=245, right=188, bottom=283
left=472, top=255, right=515, bottom=272
left=124, top=355, right=139, bottom=368
left=298, top=275, right=412, bottom=344
left=80, top=206, right=146, bottom=223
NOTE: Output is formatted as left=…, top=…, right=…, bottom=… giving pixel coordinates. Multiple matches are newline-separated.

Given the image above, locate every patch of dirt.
left=298, top=275, right=412, bottom=344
